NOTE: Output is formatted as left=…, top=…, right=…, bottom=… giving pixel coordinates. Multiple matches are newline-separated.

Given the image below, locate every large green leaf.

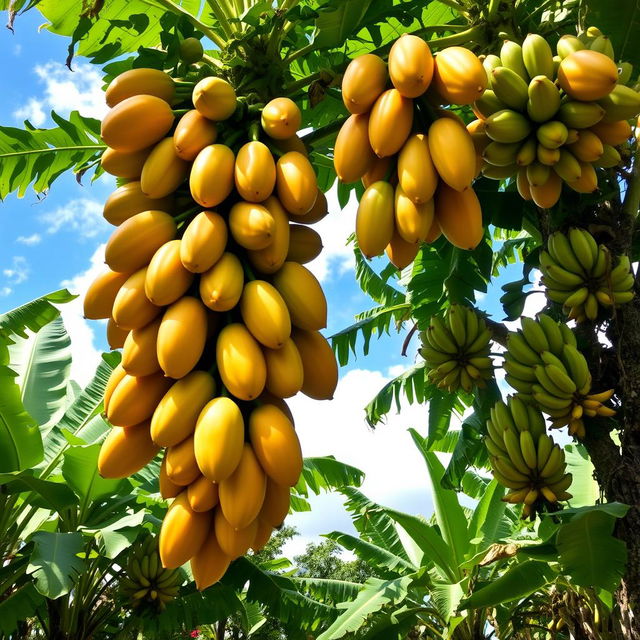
left=0, top=472, right=77, bottom=513
left=0, top=583, right=45, bottom=635
left=295, top=456, right=365, bottom=497
left=564, top=444, right=599, bottom=507
left=432, top=580, right=465, bottom=621
left=292, top=576, right=364, bottom=605
left=314, top=0, right=375, bottom=49
left=468, top=479, right=507, bottom=551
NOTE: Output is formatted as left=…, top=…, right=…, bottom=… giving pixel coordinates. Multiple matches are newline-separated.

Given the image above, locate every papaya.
left=106, top=318, right=128, bottom=350
left=190, top=529, right=231, bottom=590
left=385, top=230, right=420, bottom=270
left=248, top=196, right=291, bottom=274
left=291, top=328, right=338, bottom=400
left=103, top=364, right=127, bottom=414
left=516, top=168, right=532, bottom=201
left=272, top=262, right=327, bottom=331
left=106, top=371, right=173, bottom=427
left=157, top=296, right=208, bottom=379
left=83, top=269, right=130, bottom=320
left=590, top=119, right=632, bottom=146
left=260, top=479, right=290, bottom=527
left=192, top=77, right=237, bottom=121
left=121, top=317, right=161, bottom=377
left=229, top=202, right=276, bottom=250
left=388, top=34, right=434, bottom=98
left=355, top=181, right=395, bottom=259
left=286, top=225, right=323, bottom=264
left=557, top=50, right=618, bottom=101
left=213, top=509, right=258, bottom=558
left=194, top=397, right=244, bottom=482
left=180, top=211, right=228, bottom=274
left=263, top=338, right=304, bottom=398
left=166, top=435, right=200, bottom=486
left=160, top=454, right=182, bottom=499
left=187, top=475, right=219, bottom=513
left=425, top=218, right=442, bottom=244
left=333, top=113, right=376, bottom=184
left=159, top=491, right=212, bottom=569
left=199, top=252, right=244, bottom=312
left=173, top=110, right=218, bottom=161
left=260, top=97, right=301, bottom=140
left=105, top=68, right=175, bottom=107
left=394, top=184, right=434, bottom=244
left=218, top=443, right=266, bottom=530
left=270, top=133, right=308, bottom=156
left=101, top=146, right=151, bottom=179
left=251, top=519, right=273, bottom=552
left=249, top=404, right=302, bottom=487
left=190, top=144, right=235, bottom=208
left=287, top=189, right=328, bottom=225
left=103, top=181, right=174, bottom=226
left=260, top=392, right=295, bottom=425
left=342, top=54, right=388, bottom=114
left=240, top=280, right=291, bottom=349
left=101, top=95, right=174, bottom=152
left=432, top=46, right=487, bottom=105
left=98, top=420, right=159, bottom=478
left=145, top=239, right=194, bottom=306
left=362, top=156, right=393, bottom=189
left=140, top=138, right=190, bottom=199
left=234, top=141, right=276, bottom=202
left=530, top=171, right=563, bottom=207
left=151, top=370, right=216, bottom=447
left=428, top=118, right=476, bottom=191
left=598, top=84, right=640, bottom=122
left=275, top=152, right=318, bottom=215
left=567, top=130, right=604, bottom=162
left=104, top=210, right=176, bottom=274
left=216, top=323, right=267, bottom=401
left=368, top=89, right=413, bottom=158
left=397, top=134, right=438, bottom=204
left=434, top=183, right=483, bottom=251
left=112, top=268, right=162, bottom=331
left=567, top=161, right=598, bottom=193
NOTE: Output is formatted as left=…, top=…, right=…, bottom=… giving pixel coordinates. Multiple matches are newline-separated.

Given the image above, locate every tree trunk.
left=215, top=617, right=227, bottom=640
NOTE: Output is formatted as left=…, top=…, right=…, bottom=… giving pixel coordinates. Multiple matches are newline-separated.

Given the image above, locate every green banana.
left=503, top=429, right=532, bottom=475
left=538, top=314, right=565, bottom=353
left=563, top=287, right=590, bottom=308
left=561, top=343, right=591, bottom=393
left=595, top=144, right=622, bottom=168
left=547, top=232, right=585, bottom=276
left=537, top=121, right=569, bottom=149
left=516, top=137, right=537, bottom=166
left=491, top=66, right=529, bottom=111
left=598, top=84, right=640, bottom=122
left=505, top=374, right=535, bottom=394
left=556, top=34, right=585, bottom=58
left=483, top=140, right=521, bottom=166
left=553, top=149, right=583, bottom=182
left=463, top=308, right=480, bottom=349
left=520, top=430, right=538, bottom=469
left=591, top=246, right=610, bottom=279
left=466, top=327, right=492, bottom=354
left=526, top=75, right=561, bottom=122
left=536, top=434, right=554, bottom=471
left=558, top=101, right=606, bottom=129
left=491, top=467, right=530, bottom=490
left=482, top=54, right=502, bottom=86
left=540, top=445, right=564, bottom=478
left=428, top=316, right=458, bottom=354
left=569, top=228, right=598, bottom=271
left=546, top=364, right=578, bottom=394
left=485, top=109, right=532, bottom=143
left=526, top=161, right=551, bottom=186
left=543, top=263, right=586, bottom=288
left=537, top=144, right=560, bottom=166
left=509, top=394, right=531, bottom=431
left=584, top=293, right=599, bottom=320
left=589, top=35, right=615, bottom=59
left=521, top=316, right=550, bottom=352
left=540, top=350, right=568, bottom=371
left=617, top=61, right=633, bottom=86
left=527, top=405, right=547, bottom=440
left=500, top=40, right=529, bottom=80
left=559, top=322, right=577, bottom=347
left=522, top=34, right=554, bottom=79
left=533, top=385, right=574, bottom=410
left=534, top=365, right=572, bottom=398
left=504, top=357, right=537, bottom=381
left=474, top=90, right=508, bottom=119
left=507, top=332, right=542, bottom=366
left=494, top=401, right=517, bottom=433
left=485, top=435, right=506, bottom=458
left=448, top=305, right=467, bottom=347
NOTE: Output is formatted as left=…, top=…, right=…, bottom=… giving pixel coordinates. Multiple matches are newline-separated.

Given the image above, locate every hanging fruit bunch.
left=334, top=35, right=489, bottom=269
left=84, top=60, right=339, bottom=590
left=472, top=28, right=640, bottom=207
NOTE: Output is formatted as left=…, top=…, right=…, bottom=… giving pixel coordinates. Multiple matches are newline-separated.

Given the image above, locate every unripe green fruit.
left=180, top=37, right=204, bottom=64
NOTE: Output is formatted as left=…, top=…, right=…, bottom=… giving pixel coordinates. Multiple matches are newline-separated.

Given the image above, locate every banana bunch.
left=84, top=58, right=340, bottom=591
left=540, top=228, right=634, bottom=321
left=419, top=305, right=493, bottom=392
left=486, top=397, right=572, bottom=519
left=472, top=27, right=640, bottom=208
left=120, top=534, right=182, bottom=612
left=336, top=36, right=490, bottom=267
left=504, top=314, right=615, bottom=437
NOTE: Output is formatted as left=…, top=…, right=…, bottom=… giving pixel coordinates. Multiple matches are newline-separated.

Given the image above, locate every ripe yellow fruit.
left=235, top=141, right=277, bottom=202
left=434, top=183, right=483, bottom=250
left=516, top=169, right=532, bottom=201
left=166, top=435, right=200, bottom=486
left=180, top=211, right=228, bottom=274
left=173, top=110, right=218, bottom=160
left=240, top=280, right=291, bottom=349
left=192, top=77, right=237, bottom=121
left=121, top=317, right=161, bottom=377
left=264, top=338, right=304, bottom=398
left=98, top=420, right=159, bottom=478
left=394, top=185, right=434, bottom=244
left=261, top=97, right=302, bottom=139
left=342, top=53, right=388, bottom=114
left=425, top=219, right=442, bottom=244
left=229, top=202, right=276, bottom=250
left=105, top=68, right=175, bottom=107
left=213, top=509, right=258, bottom=558
left=216, top=323, right=267, bottom=401
left=567, top=161, right=598, bottom=193
left=368, top=89, right=413, bottom=157
left=112, top=268, right=162, bottom=331
left=385, top=230, right=420, bottom=270
left=160, top=454, right=182, bottom=499
left=589, top=119, right=632, bottom=146
left=190, top=529, right=231, bottom=590
left=557, top=50, right=618, bottom=101
left=145, top=239, right=194, bottom=306
left=252, top=519, right=273, bottom=552
left=270, top=133, right=308, bottom=156
left=151, top=370, right=215, bottom=447
left=199, top=252, right=244, bottom=312
left=104, top=364, right=127, bottom=414
left=140, top=138, right=190, bottom=199
left=249, top=404, right=302, bottom=487
left=287, top=225, right=323, bottom=264
left=397, top=134, right=438, bottom=204
left=530, top=171, right=563, bottom=207
left=260, top=479, right=290, bottom=527
left=356, top=181, right=395, bottom=258
left=248, top=196, right=291, bottom=274
left=260, top=392, right=295, bottom=424
left=276, top=151, right=318, bottom=215
left=292, top=328, right=338, bottom=400
left=194, top=397, right=244, bottom=482
left=428, top=118, right=476, bottom=191
left=106, top=318, right=128, bottom=350
left=101, top=95, right=174, bottom=152
left=107, top=371, right=173, bottom=427
left=389, top=34, right=434, bottom=98
left=288, top=189, right=328, bottom=225
left=159, top=491, right=212, bottom=569
left=219, top=443, right=267, bottom=529
left=157, top=297, right=208, bottom=379
left=187, top=476, right=219, bottom=513
left=567, top=130, right=604, bottom=162
left=272, top=262, right=327, bottom=330
left=103, top=181, right=174, bottom=226
left=83, top=269, right=130, bottom=320
left=334, top=113, right=376, bottom=183
left=432, top=46, right=487, bottom=105
left=101, top=146, right=151, bottom=179
left=190, top=144, right=235, bottom=208
left=105, top=210, right=177, bottom=274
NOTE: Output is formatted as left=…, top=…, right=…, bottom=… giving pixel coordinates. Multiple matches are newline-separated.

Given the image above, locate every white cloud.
left=13, top=44, right=22, bottom=57
left=3, top=256, right=29, bottom=284
left=40, top=198, right=108, bottom=239
left=16, top=233, right=42, bottom=246
left=0, top=287, right=12, bottom=297
left=14, top=98, right=46, bottom=127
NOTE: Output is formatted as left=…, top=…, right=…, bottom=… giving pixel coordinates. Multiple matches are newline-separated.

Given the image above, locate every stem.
left=285, top=71, right=323, bottom=95
left=279, top=0, right=299, bottom=11
left=0, top=145, right=105, bottom=159
left=284, top=41, right=315, bottom=65
left=203, top=0, right=235, bottom=38
left=435, top=0, right=465, bottom=10
left=622, top=145, right=640, bottom=220
left=486, top=0, right=502, bottom=20
left=214, top=0, right=241, bottom=34
left=152, top=0, right=227, bottom=48
left=203, top=53, right=224, bottom=69
left=300, top=116, right=349, bottom=147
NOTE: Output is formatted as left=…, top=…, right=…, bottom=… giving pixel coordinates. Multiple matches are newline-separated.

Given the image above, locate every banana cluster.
left=85, top=65, right=340, bottom=590
left=541, top=228, right=634, bottom=321
left=471, top=28, right=640, bottom=208
left=504, top=314, right=615, bottom=437
left=486, top=397, right=572, bottom=519
left=120, top=534, right=182, bottom=612
left=419, top=305, right=493, bottom=392
left=335, top=36, right=490, bottom=267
